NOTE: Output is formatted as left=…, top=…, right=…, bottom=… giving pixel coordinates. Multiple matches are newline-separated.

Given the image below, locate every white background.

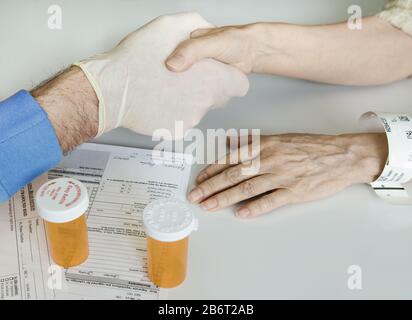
left=1, top=0, right=412, bottom=299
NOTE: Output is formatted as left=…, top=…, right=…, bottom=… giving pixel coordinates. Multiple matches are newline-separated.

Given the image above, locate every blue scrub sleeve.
left=0, top=90, right=62, bottom=202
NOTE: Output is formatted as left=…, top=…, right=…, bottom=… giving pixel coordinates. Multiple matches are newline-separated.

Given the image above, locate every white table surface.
left=2, top=0, right=412, bottom=299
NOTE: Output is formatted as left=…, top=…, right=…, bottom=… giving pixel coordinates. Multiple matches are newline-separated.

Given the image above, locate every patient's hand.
left=188, top=133, right=388, bottom=218
left=75, top=12, right=249, bottom=138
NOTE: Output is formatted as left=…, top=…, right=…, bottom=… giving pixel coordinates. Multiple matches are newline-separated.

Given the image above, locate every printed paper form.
left=0, top=143, right=192, bottom=300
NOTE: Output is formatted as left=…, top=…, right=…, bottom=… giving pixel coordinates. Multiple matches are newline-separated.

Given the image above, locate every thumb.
left=166, top=35, right=221, bottom=72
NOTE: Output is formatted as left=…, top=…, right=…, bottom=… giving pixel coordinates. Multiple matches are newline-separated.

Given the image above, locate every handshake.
left=75, top=12, right=249, bottom=139
left=9, top=9, right=406, bottom=213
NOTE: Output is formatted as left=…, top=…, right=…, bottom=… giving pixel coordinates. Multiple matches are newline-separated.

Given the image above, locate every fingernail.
left=197, top=172, right=208, bottom=183
left=200, top=198, right=218, bottom=211
left=188, top=188, right=203, bottom=203
left=167, top=54, right=185, bottom=70
left=236, top=208, right=250, bottom=217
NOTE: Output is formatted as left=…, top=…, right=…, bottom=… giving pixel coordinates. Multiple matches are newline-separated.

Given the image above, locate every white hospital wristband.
left=360, top=112, right=412, bottom=205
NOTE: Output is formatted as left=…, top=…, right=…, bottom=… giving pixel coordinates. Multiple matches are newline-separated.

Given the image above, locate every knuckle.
left=255, top=195, right=276, bottom=214
left=203, top=166, right=215, bottom=177
left=290, top=180, right=306, bottom=193
left=199, top=169, right=210, bottom=179
left=260, top=196, right=274, bottom=211
left=240, top=180, right=256, bottom=196
left=250, top=158, right=263, bottom=172
left=200, top=179, right=215, bottom=195
left=225, top=167, right=241, bottom=184
left=217, top=191, right=231, bottom=206
left=240, top=159, right=261, bottom=176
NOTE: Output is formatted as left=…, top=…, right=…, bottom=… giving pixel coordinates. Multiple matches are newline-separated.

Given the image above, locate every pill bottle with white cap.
left=35, top=178, right=89, bottom=268
left=143, top=198, right=198, bottom=288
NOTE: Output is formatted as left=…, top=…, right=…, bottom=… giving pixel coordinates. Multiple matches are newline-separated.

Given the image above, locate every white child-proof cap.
left=143, top=198, right=198, bottom=242
left=35, top=178, right=89, bottom=223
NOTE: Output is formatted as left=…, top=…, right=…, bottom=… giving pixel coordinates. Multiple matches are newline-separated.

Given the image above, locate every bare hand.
left=166, top=18, right=412, bottom=85
left=166, top=24, right=261, bottom=73
left=187, top=133, right=388, bottom=218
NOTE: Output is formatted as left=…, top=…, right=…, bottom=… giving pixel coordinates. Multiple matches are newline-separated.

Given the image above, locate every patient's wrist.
left=31, top=66, right=99, bottom=153
left=249, top=22, right=333, bottom=79
left=340, top=133, right=388, bottom=184
left=247, top=22, right=304, bottom=74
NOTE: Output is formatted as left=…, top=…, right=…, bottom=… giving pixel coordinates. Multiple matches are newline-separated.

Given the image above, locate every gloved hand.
left=74, top=12, right=249, bottom=139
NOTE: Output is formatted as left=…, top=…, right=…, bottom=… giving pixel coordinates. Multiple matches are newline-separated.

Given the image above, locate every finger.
left=196, top=164, right=231, bottom=184
left=236, top=188, right=297, bottom=218
left=199, top=175, right=276, bottom=211
left=196, top=142, right=260, bottom=183
left=189, top=162, right=261, bottom=203
left=166, top=34, right=223, bottom=72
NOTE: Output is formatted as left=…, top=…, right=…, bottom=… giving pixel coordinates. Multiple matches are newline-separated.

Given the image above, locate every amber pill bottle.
left=143, top=198, right=198, bottom=288
left=35, top=178, right=90, bottom=268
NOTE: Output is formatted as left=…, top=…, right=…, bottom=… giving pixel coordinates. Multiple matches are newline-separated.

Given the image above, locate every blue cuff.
left=0, top=90, right=62, bottom=202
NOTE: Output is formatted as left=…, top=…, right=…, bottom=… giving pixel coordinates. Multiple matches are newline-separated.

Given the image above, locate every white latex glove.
left=74, top=12, right=249, bottom=139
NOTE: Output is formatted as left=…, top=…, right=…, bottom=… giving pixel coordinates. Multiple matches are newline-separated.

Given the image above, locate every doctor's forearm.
left=253, top=16, right=412, bottom=85
left=31, top=66, right=99, bottom=153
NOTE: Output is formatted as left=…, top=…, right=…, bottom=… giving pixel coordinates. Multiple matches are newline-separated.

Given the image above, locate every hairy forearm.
left=251, top=16, right=412, bottom=85
left=31, top=66, right=98, bottom=152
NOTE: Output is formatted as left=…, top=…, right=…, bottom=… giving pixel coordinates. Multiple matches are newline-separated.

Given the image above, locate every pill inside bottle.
left=143, top=198, right=198, bottom=288
left=35, top=178, right=90, bottom=268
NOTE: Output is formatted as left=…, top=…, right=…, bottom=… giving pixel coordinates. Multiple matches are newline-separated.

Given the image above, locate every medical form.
left=0, top=143, right=192, bottom=300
